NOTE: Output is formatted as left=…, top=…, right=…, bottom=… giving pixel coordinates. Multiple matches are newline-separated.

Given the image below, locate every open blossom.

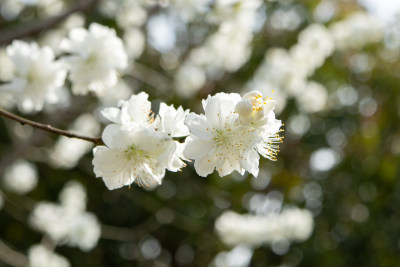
left=0, top=40, right=66, bottom=113
left=60, top=23, right=127, bottom=95
left=93, top=92, right=189, bottom=190
left=29, top=181, right=101, bottom=252
left=184, top=91, right=282, bottom=177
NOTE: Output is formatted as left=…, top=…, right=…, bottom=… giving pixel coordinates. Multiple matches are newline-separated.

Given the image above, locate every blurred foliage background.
left=0, top=0, right=400, bottom=266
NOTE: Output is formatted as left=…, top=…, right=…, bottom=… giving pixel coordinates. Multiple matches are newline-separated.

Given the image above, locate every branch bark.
left=0, top=0, right=99, bottom=45
left=0, top=108, right=104, bottom=145
left=0, top=240, right=28, bottom=267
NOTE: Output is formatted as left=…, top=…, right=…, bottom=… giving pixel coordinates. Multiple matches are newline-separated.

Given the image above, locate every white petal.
left=101, top=124, right=121, bottom=148
left=216, top=159, right=235, bottom=177
left=194, top=154, right=216, bottom=177
left=101, top=107, right=122, bottom=124
left=183, top=137, right=213, bottom=160
left=240, top=149, right=260, bottom=177
left=126, top=92, right=151, bottom=124
left=184, top=113, right=213, bottom=140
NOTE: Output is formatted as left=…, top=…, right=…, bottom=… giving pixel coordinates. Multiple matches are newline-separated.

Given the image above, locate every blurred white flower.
left=100, top=0, right=147, bottom=29
left=60, top=23, right=128, bottom=95
left=96, top=79, right=134, bottom=108
left=175, top=63, right=206, bottom=98
left=309, top=147, right=339, bottom=172
left=211, top=245, right=253, bottom=267
left=208, top=0, right=262, bottom=25
left=39, top=14, right=86, bottom=55
left=247, top=24, right=334, bottom=115
left=184, top=92, right=282, bottom=177
left=0, top=41, right=67, bottom=113
left=215, top=208, right=314, bottom=248
left=3, top=160, right=38, bottom=194
left=296, top=81, right=328, bottom=113
left=66, top=212, right=101, bottom=251
left=93, top=92, right=189, bottom=190
left=29, top=181, right=101, bottom=251
left=174, top=0, right=260, bottom=97
left=28, top=244, right=70, bottom=267
left=123, top=28, right=146, bottom=60
left=49, top=114, right=100, bottom=169
left=59, top=181, right=87, bottom=213
left=290, top=23, right=334, bottom=78
left=169, top=0, right=210, bottom=22
left=330, top=12, right=384, bottom=50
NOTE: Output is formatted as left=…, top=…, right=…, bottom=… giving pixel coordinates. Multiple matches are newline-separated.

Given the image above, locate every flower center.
left=213, top=129, right=230, bottom=147
left=124, top=145, right=147, bottom=161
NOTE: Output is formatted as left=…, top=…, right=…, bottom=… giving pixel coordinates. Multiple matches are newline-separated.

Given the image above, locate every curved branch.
left=0, top=108, right=104, bottom=145
left=0, top=0, right=99, bottom=45
left=0, top=239, right=28, bottom=267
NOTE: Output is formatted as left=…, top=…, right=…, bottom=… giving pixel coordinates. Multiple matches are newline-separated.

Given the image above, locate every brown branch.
left=0, top=108, right=104, bottom=145
left=0, top=0, right=99, bottom=45
left=0, top=240, right=28, bottom=267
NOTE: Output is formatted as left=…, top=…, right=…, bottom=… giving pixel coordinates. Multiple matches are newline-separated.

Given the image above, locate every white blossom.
left=290, top=23, right=334, bottom=78
left=174, top=0, right=260, bottom=97
left=123, top=28, right=146, bottom=60
left=184, top=92, right=282, bottom=178
left=296, top=81, right=328, bottom=113
left=247, top=24, right=334, bottom=114
left=93, top=92, right=189, bottom=190
left=215, top=208, right=314, bottom=248
left=0, top=40, right=66, bottom=113
left=28, top=244, right=70, bottom=267
left=93, top=125, right=174, bottom=189
left=3, top=160, right=38, bottom=194
left=330, top=12, right=384, bottom=50
left=29, top=181, right=101, bottom=251
left=60, top=23, right=128, bottom=95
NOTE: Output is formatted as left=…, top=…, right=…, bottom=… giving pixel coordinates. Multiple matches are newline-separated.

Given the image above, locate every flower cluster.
left=0, top=23, right=128, bottom=114
left=248, top=11, right=383, bottom=115
left=175, top=0, right=262, bottom=97
left=215, top=208, right=314, bottom=248
left=92, top=91, right=282, bottom=190
left=0, top=41, right=66, bottom=113
left=29, top=181, right=101, bottom=251
left=60, top=23, right=128, bottom=96
left=184, top=91, right=282, bottom=177
left=92, top=92, right=190, bottom=190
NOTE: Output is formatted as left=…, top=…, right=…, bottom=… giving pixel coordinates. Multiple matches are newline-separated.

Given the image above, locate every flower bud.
left=235, top=99, right=253, bottom=118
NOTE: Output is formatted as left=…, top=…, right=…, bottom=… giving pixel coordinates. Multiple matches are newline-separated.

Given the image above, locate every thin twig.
left=0, top=0, right=99, bottom=45
left=0, top=96, right=91, bottom=175
left=0, top=239, right=28, bottom=267
left=0, top=108, right=104, bottom=145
